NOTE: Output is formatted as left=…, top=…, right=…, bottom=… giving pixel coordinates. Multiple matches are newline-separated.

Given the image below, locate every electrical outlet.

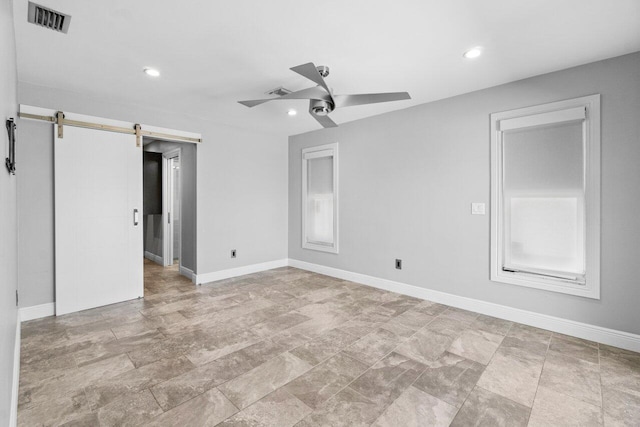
left=231, top=249, right=237, bottom=258
left=395, top=259, right=402, bottom=270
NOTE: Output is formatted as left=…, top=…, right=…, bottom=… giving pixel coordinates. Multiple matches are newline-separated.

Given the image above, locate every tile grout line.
left=299, top=305, right=440, bottom=423
left=368, top=354, right=434, bottom=425
left=441, top=318, right=516, bottom=424
left=350, top=308, right=455, bottom=422
left=598, top=342, right=604, bottom=421
left=148, top=385, right=166, bottom=414
left=208, top=300, right=376, bottom=414
left=280, top=388, right=315, bottom=424
left=525, top=329, right=553, bottom=425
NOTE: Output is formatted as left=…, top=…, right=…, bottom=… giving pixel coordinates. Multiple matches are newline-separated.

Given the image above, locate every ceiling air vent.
left=265, top=87, right=291, bottom=97
left=27, top=2, right=71, bottom=34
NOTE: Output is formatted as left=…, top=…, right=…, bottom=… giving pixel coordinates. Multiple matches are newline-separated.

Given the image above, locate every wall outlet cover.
left=471, top=203, right=486, bottom=215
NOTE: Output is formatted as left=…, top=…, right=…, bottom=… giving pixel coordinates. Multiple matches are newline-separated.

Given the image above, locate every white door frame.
left=163, top=149, right=181, bottom=268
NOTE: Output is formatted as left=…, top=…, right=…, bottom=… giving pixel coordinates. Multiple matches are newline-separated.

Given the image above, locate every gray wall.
left=0, top=0, right=18, bottom=421
left=289, top=52, right=640, bottom=335
left=17, top=82, right=288, bottom=306
left=180, top=143, right=197, bottom=271
left=143, top=152, right=162, bottom=216
left=16, top=119, right=54, bottom=307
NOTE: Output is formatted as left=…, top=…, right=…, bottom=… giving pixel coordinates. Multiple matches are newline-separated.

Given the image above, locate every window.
left=491, top=95, right=600, bottom=298
left=302, top=143, right=338, bottom=253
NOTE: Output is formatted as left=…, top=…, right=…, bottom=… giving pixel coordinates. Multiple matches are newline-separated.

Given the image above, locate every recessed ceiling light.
left=287, top=109, right=297, bottom=116
left=144, top=67, right=160, bottom=77
left=463, top=47, right=482, bottom=59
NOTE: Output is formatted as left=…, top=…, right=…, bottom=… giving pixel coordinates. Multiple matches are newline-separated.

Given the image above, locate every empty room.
left=1, top=0, right=639, bottom=426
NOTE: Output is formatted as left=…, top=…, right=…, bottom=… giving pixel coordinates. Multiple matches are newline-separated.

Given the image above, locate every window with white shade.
left=491, top=95, right=600, bottom=298
left=302, top=143, right=338, bottom=253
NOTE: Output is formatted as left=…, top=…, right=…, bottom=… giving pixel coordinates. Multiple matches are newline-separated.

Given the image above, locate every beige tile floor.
left=18, top=260, right=640, bottom=426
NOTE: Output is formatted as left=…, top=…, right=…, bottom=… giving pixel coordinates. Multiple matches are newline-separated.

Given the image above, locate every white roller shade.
left=502, top=120, right=585, bottom=279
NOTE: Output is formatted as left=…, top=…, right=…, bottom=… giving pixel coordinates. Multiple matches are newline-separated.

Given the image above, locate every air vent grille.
left=265, top=87, right=292, bottom=97
left=27, top=2, right=71, bottom=34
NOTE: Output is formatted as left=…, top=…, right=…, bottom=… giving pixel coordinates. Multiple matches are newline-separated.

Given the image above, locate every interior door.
left=54, top=125, right=143, bottom=315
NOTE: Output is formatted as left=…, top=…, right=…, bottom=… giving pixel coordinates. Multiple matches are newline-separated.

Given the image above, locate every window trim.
left=490, top=95, right=601, bottom=299
left=302, top=143, right=339, bottom=254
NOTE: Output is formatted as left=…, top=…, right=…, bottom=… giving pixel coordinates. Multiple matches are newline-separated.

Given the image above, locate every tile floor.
left=18, top=260, right=640, bottom=426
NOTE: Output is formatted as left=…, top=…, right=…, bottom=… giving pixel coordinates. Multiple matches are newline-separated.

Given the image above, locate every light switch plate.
left=471, top=203, right=486, bottom=215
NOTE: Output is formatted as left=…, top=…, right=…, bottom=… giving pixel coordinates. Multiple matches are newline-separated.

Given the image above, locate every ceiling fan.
left=238, top=62, right=411, bottom=128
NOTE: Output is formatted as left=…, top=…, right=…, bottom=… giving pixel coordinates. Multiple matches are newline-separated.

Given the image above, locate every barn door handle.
left=133, top=209, right=139, bottom=226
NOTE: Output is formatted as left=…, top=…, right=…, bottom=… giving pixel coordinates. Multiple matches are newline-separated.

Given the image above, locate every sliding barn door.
left=54, top=125, right=143, bottom=315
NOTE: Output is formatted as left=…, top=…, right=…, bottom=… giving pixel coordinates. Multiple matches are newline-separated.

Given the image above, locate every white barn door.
left=54, top=124, right=143, bottom=315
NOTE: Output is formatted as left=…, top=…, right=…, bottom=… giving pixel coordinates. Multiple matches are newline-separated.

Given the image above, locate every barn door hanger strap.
left=56, top=111, right=64, bottom=138
left=135, top=124, right=141, bottom=147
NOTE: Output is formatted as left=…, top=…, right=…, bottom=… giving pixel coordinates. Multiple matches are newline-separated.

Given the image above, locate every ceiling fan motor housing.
left=310, top=99, right=334, bottom=116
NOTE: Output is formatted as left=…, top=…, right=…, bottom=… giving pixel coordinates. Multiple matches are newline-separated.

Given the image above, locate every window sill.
left=491, top=268, right=600, bottom=299
left=302, top=242, right=338, bottom=254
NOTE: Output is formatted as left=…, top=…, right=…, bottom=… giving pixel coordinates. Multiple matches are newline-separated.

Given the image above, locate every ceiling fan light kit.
left=238, top=62, right=411, bottom=128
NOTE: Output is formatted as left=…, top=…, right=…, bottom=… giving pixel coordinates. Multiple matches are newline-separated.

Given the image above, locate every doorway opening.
left=142, top=138, right=197, bottom=289
left=167, top=154, right=180, bottom=266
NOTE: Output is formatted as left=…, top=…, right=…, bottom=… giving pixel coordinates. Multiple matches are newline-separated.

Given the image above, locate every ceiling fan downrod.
left=315, top=65, right=330, bottom=78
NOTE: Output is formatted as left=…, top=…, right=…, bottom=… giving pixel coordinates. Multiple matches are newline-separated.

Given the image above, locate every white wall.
left=17, top=82, right=288, bottom=306
left=289, top=52, right=640, bottom=335
left=0, top=0, right=19, bottom=422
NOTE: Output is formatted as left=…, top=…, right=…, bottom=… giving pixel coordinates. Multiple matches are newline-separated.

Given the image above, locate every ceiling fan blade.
left=238, top=99, right=274, bottom=107
left=238, top=86, right=329, bottom=108
left=310, top=113, right=338, bottom=128
left=334, top=92, right=411, bottom=108
left=290, top=62, right=334, bottom=103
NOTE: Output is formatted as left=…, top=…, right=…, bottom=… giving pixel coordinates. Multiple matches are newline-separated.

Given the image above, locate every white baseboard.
left=19, top=302, right=55, bottom=322
left=144, top=251, right=163, bottom=266
left=179, top=265, right=195, bottom=283
left=196, top=259, right=289, bottom=285
left=288, top=259, right=640, bottom=353
left=10, top=311, right=20, bottom=427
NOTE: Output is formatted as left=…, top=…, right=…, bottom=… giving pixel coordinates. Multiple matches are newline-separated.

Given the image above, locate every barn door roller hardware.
left=17, top=111, right=202, bottom=144
left=56, top=111, right=64, bottom=138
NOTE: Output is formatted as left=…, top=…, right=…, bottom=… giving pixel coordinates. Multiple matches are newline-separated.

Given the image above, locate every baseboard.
left=179, top=265, right=195, bottom=283
left=19, top=302, right=55, bottom=322
left=144, top=251, right=163, bottom=266
left=10, top=311, right=20, bottom=427
left=196, top=259, right=289, bottom=285
left=288, top=259, right=640, bottom=353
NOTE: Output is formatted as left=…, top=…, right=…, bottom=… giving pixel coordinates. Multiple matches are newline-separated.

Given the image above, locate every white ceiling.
left=12, top=0, right=640, bottom=137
